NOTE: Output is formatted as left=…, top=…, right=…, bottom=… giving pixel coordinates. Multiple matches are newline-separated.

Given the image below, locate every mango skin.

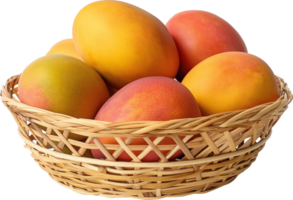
left=182, top=52, right=280, bottom=116
left=47, top=39, right=83, bottom=61
left=166, top=11, right=247, bottom=81
left=92, top=76, right=201, bottom=162
left=19, top=55, right=110, bottom=140
left=73, top=1, right=179, bottom=89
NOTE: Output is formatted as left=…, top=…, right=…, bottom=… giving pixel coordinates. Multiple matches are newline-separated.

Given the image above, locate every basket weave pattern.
left=1, top=75, right=292, bottom=199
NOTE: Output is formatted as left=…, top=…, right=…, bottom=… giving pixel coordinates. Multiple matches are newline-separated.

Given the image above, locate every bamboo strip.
left=1, top=75, right=291, bottom=199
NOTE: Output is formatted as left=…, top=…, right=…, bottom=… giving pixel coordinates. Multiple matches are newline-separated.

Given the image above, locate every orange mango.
left=182, top=52, right=280, bottom=116
left=47, top=39, right=83, bottom=61
left=73, top=1, right=179, bottom=89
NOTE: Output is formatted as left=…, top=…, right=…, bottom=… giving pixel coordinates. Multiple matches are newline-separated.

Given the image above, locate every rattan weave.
left=1, top=75, right=292, bottom=199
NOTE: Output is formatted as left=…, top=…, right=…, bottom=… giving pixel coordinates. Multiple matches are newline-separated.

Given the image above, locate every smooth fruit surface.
left=166, top=10, right=247, bottom=81
left=73, top=1, right=179, bottom=89
left=19, top=55, right=110, bottom=139
left=182, top=52, right=280, bottom=116
left=92, top=76, right=201, bottom=162
left=47, top=39, right=83, bottom=61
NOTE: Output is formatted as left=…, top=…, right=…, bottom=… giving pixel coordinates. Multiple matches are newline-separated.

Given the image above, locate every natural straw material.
left=1, top=75, right=292, bottom=199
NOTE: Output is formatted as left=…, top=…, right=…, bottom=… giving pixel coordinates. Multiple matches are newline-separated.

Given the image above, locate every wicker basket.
left=1, top=75, right=292, bottom=199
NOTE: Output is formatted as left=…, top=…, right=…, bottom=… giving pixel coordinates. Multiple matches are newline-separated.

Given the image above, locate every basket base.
left=21, top=122, right=270, bottom=199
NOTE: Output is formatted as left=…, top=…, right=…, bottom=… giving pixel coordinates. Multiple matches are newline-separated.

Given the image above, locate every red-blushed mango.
left=18, top=55, right=110, bottom=140
left=47, top=39, right=83, bottom=61
left=182, top=52, right=280, bottom=116
left=166, top=11, right=247, bottom=81
left=73, top=1, right=179, bottom=89
left=92, top=76, right=201, bottom=162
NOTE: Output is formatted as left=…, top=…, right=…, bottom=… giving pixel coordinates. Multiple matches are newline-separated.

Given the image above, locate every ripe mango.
left=47, top=39, right=83, bottom=61
left=73, top=1, right=179, bottom=89
left=19, top=55, right=110, bottom=140
left=182, top=52, right=280, bottom=116
left=167, top=11, right=247, bottom=81
left=92, top=76, right=201, bottom=162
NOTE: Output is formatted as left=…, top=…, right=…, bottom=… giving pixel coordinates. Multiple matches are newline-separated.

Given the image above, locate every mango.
left=19, top=55, right=110, bottom=140
left=182, top=52, right=280, bottom=116
left=92, top=76, right=201, bottom=162
left=73, top=1, right=179, bottom=89
left=47, top=39, right=83, bottom=61
left=166, top=11, right=247, bottom=81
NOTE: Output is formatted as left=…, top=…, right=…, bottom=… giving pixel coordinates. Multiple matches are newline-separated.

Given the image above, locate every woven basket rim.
left=1, top=74, right=292, bottom=131
left=2, top=74, right=291, bottom=199
left=18, top=125, right=272, bottom=167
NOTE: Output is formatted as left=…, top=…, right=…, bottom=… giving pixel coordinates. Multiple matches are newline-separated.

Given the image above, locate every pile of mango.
left=18, top=1, right=279, bottom=162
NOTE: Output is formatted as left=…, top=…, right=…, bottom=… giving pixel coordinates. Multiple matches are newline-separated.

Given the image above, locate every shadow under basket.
left=1, top=75, right=292, bottom=199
